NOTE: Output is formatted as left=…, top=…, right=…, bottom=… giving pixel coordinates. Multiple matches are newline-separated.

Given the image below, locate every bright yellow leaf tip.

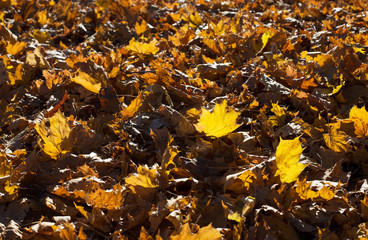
left=194, top=100, right=241, bottom=138
left=275, top=136, right=307, bottom=183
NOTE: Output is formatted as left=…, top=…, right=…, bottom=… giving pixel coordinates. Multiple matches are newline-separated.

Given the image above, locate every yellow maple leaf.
left=295, top=179, right=336, bottom=201
left=0, top=153, right=18, bottom=195
left=125, top=165, right=159, bottom=199
left=261, top=29, right=275, bottom=51
left=211, top=20, right=225, bottom=36
left=194, top=100, right=241, bottom=138
left=349, top=105, right=368, bottom=137
left=323, top=127, right=349, bottom=152
left=70, top=70, right=101, bottom=94
left=84, top=183, right=124, bottom=210
left=121, top=95, right=142, bottom=119
left=35, top=111, right=71, bottom=159
left=135, top=20, right=148, bottom=36
left=269, top=102, right=287, bottom=127
left=170, top=223, right=221, bottom=240
left=275, top=136, right=307, bottom=183
left=126, top=38, right=159, bottom=56
left=188, top=12, right=202, bottom=28
left=6, top=41, right=27, bottom=55
left=7, top=63, right=24, bottom=85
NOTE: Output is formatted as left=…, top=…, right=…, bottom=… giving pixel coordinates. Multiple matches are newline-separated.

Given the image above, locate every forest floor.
left=1, top=0, right=368, bottom=239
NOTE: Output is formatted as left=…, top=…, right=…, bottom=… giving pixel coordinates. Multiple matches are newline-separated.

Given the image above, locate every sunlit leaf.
left=6, top=41, right=27, bottom=55
left=194, top=100, right=241, bottom=138
left=0, top=153, right=18, bottom=195
left=70, top=70, right=102, bottom=94
left=349, top=105, right=368, bottom=137
left=84, top=183, right=124, bottom=210
left=261, top=30, right=275, bottom=51
left=135, top=20, right=148, bottom=35
left=125, top=165, right=159, bottom=199
left=35, top=111, right=71, bottom=159
left=170, top=223, right=221, bottom=240
left=7, top=63, right=23, bottom=85
left=323, top=127, right=349, bottom=152
left=275, top=136, right=307, bottom=183
left=126, top=38, right=159, bottom=56
left=269, top=102, right=287, bottom=127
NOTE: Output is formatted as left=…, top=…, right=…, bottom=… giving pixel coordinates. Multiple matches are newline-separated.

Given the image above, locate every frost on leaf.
left=349, top=105, right=368, bottom=137
left=170, top=223, right=222, bottom=240
left=275, top=136, right=307, bottom=183
left=194, top=100, right=241, bottom=138
left=35, top=111, right=72, bottom=159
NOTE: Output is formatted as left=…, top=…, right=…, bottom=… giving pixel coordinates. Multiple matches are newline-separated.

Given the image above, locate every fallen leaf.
left=35, top=110, right=72, bottom=159
left=194, top=100, right=241, bottom=138
left=126, top=38, right=159, bottom=56
left=349, top=105, right=368, bottom=137
left=170, top=223, right=221, bottom=240
left=70, top=70, right=102, bottom=94
left=323, top=127, right=349, bottom=152
left=275, top=136, right=307, bottom=183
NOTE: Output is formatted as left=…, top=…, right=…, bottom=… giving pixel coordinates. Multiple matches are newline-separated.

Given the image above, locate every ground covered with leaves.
left=1, top=0, right=368, bottom=239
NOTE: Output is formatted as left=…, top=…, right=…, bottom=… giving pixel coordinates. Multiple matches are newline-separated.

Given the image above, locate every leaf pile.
left=1, top=0, right=368, bottom=239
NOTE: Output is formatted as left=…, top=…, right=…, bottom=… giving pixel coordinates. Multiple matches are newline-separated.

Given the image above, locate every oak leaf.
left=349, top=105, right=368, bottom=137
left=35, top=111, right=71, bottom=159
left=275, top=136, right=307, bottom=183
left=170, top=223, right=221, bottom=240
left=194, top=100, right=241, bottom=138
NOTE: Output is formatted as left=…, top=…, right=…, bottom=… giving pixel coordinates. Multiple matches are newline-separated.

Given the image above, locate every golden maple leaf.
left=35, top=111, right=71, bottom=159
left=295, top=179, right=336, bottom=201
left=135, top=20, right=148, bottom=36
left=260, top=29, right=275, bottom=51
left=126, top=38, right=159, bottom=56
left=0, top=153, right=18, bottom=195
left=125, top=165, right=159, bottom=199
left=70, top=70, right=102, bottom=94
left=275, top=136, right=307, bottom=183
left=323, top=126, right=349, bottom=152
left=7, top=63, right=24, bottom=85
left=194, top=100, right=241, bottom=138
left=269, top=102, right=287, bottom=127
left=6, top=41, right=27, bottom=55
left=170, top=223, right=221, bottom=240
left=349, top=105, right=368, bottom=137
left=84, top=184, right=124, bottom=210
